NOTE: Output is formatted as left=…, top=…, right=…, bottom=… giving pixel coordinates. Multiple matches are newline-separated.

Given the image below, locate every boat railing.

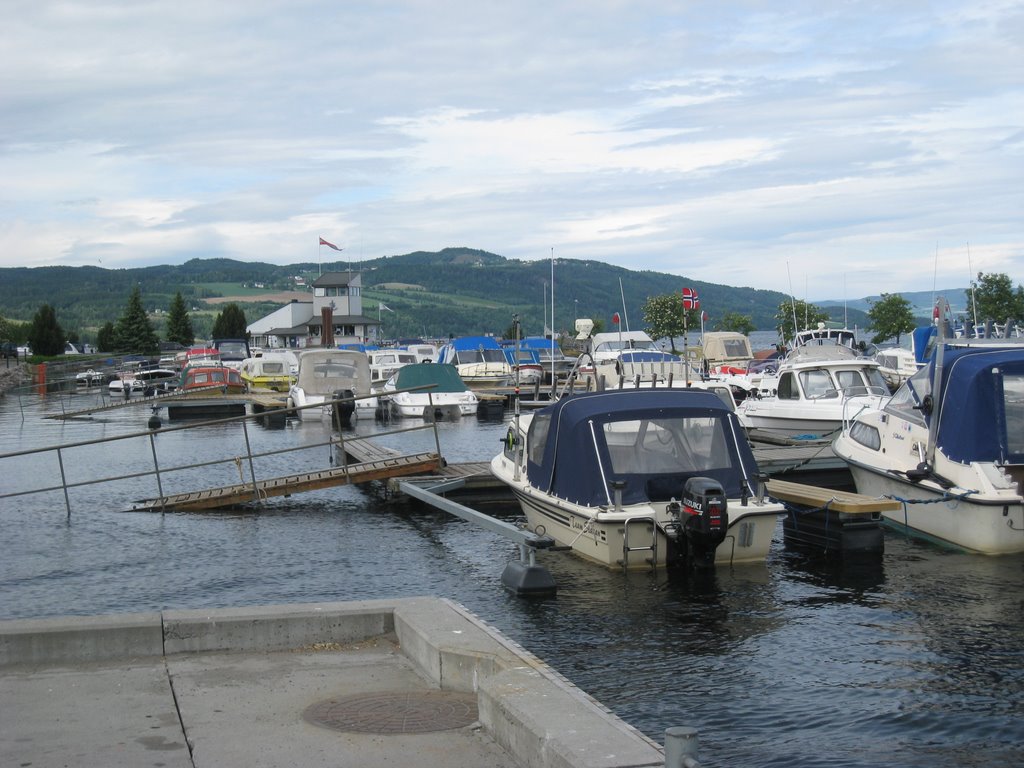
left=0, top=385, right=445, bottom=519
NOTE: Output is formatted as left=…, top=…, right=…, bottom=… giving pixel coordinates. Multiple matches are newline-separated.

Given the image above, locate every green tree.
left=27, top=304, right=65, bottom=356
left=211, top=303, right=248, bottom=339
left=114, top=287, right=159, bottom=354
left=165, top=292, right=195, bottom=346
left=96, top=322, right=116, bottom=353
left=867, top=293, right=915, bottom=345
left=775, top=300, right=830, bottom=343
left=966, top=272, right=1024, bottom=325
left=641, top=293, right=700, bottom=353
left=717, top=312, right=756, bottom=335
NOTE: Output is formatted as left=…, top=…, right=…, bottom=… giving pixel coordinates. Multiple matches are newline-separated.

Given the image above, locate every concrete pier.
left=0, top=597, right=665, bottom=768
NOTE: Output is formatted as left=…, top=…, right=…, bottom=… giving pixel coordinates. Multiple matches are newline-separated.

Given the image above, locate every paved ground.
left=0, top=598, right=666, bottom=768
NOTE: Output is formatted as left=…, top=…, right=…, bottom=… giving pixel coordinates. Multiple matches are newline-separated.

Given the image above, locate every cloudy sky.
left=1, top=1, right=1021, bottom=299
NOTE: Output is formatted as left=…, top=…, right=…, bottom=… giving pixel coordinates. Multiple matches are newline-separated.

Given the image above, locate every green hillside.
left=0, top=248, right=865, bottom=342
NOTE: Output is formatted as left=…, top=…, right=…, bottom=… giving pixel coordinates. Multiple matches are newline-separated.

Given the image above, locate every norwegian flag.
left=681, top=287, right=700, bottom=311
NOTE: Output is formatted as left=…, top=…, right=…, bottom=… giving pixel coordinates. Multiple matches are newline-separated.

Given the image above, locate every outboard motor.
left=668, top=477, right=729, bottom=570
left=330, top=388, right=356, bottom=427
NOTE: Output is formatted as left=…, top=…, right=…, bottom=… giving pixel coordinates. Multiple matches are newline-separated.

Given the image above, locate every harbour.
left=1, top=386, right=1023, bottom=767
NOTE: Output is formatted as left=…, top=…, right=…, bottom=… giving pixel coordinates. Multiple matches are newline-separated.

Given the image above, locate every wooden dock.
left=765, top=478, right=901, bottom=514
left=47, top=390, right=289, bottom=420
left=132, top=451, right=442, bottom=512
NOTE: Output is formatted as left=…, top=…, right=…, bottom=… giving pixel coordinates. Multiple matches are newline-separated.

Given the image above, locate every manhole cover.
left=303, top=691, right=479, bottom=734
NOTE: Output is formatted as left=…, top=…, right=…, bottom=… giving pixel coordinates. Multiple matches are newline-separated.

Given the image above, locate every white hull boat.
left=490, top=388, right=784, bottom=570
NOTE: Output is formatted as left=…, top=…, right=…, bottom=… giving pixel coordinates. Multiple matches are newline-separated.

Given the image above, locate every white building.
left=247, top=272, right=380, bottom=349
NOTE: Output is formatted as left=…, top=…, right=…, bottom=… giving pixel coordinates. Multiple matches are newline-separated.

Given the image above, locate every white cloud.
left=0, top=0, right=1020, bottom=299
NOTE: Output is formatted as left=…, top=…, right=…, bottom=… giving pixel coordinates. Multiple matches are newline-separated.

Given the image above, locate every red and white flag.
left=681, top=287, right=700, bottom=311
left=319, top=237, right=342, bottom=251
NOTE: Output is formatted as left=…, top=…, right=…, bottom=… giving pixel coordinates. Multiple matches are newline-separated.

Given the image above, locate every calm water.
left=1, top=385, right=1022, bottom=768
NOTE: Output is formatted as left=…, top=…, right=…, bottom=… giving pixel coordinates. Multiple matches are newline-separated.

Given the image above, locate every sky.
left=1, top=1, right=1021, bottom=300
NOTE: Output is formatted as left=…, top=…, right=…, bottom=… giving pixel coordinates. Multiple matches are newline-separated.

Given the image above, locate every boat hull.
left=496, top=459, right=781, bottom=569
left=843, top=460, right=1024, bottom=554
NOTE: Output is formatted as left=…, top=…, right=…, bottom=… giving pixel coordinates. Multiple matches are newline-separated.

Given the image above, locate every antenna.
left=618, top=278, right=630, bottom=331
left=786, top=261, right=798, bottom=342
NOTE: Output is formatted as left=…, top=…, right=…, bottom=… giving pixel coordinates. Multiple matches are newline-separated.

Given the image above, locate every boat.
left=571, top=327, right=703, bottom=391
left=179, top=364, right=246, bottom=394
left=108, top=363, right=179, bottom=397
left=239, top=354, right=293, bottom=392
left=212, top=338, right=251, bottom=370
left=501, top=346, right=544, bottom=386
left=833, top=336, right=1024, bottom=554
left=436, top=336, right=513, bottom=389
left=873, top=346, right=919, bottom=392
left=381, top=363, right=479, bottom=419
left=490, top=388, right=785, bottom=570
left=736, top=345, right=890, bottom=438
left=287, top=349, right=374, bottom=424
left=75, top=369, right=105, bottom=388
left=403, top=343, right=439, bottom=363
left=520, top=337, right=576, bottom=381
left=367, top=349, right=418, bottom=388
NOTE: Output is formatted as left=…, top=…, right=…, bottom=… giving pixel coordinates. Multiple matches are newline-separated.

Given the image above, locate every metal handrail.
left=0, top=385, right=445, bottom=518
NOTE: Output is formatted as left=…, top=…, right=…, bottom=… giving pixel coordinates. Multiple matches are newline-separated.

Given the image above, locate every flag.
left=681, top=287, right=700, bottom=311
left=319, top=237, right=342, bottom=251
left=379, top=303, right=394, bottom=312
left=612, top=312, right=621, bottom=325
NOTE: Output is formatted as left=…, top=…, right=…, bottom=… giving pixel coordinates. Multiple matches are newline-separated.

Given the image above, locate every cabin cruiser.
left=873, top=346, right=918, bottom=392
left=436, top=336, right=513, bottom=388
left=736, top=345, right=890, bottom=438
left=367, top=349, right=418, bottom=388
left=502, top=347, right=544, bottom=386
left=288, top=349, right=374, bottom=424
left=239, top=354, right=293, bottom=392
left=833, top=338, right=1024, bottom=554
left=381, top=363, right=478, bottom=419
left=490, top=388, right=784, bottom=570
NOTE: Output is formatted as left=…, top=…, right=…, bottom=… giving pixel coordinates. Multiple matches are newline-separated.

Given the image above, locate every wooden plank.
left=765, top=478, right=902, bottom=514
left=133, top=452, right=442, bottom=511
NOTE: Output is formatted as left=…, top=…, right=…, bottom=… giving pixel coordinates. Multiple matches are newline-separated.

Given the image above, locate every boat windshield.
left=456, top=349, right=506, bottom=364
left=595, top=339, right=659, bottom=355
left=884, top=366, right=930, bottom=427
left=602, top=416, right=732, bottom=475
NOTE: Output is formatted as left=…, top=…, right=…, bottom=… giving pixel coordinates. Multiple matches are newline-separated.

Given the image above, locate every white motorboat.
left=490, top=388, right=785, bottom=570
left=288, top=349, right=375, bottom=424
left=367, top=349, right=417, bottom=388
left=381, top=363, right=478, bottom=418
left=873, top=346, right=919, bottom=392
left=436, top=336, right=513, bottom=388
left=833, top=336, right=1024, bottom=554
left=736, top=345, right=890, bottom=438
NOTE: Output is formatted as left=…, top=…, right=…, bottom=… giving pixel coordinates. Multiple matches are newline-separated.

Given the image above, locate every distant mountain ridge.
left=0, top=248, right=942, bottom=340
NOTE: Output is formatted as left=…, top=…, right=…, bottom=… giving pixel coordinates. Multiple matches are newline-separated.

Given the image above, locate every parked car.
left=1, top=342, right=17, bottom=359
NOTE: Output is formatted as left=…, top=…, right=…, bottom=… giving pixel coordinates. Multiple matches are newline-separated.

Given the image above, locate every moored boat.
left=490, top=388, right=785, bottom=570
left=288, top=348, right=374, bottom=424
left=833, top=335, right=1024, bottom=554
left=436, top=336, right=513, bottom=388
left=382, top=363, right=478, bottom=418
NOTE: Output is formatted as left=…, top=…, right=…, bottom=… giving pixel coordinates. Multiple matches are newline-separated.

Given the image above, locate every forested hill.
left=0, top=248, right=823, bottom=339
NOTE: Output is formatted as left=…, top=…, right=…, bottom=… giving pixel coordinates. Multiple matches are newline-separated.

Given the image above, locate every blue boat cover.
left=524, top=388, right=758, bottom=507
left=618, top=351, right=682, bottom=363
left=930, top=346, right=1024, bottom=464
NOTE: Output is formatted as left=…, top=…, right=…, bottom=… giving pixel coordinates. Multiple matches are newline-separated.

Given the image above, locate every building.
left=247, top=272, right=380, bottom=350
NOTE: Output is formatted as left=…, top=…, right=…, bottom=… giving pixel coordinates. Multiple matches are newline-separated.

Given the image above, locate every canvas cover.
left=932, top=346, right=1024, bottom=464
left=393, top=363, right=470, bottom=394
left=295, top=350, right=371, bottom=395
left=524, top=388, right=758, bottom=507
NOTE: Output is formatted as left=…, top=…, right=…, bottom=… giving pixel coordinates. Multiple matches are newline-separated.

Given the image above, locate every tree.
left=96, top=322, right=116, bottom=353
left=775, top=300, right=830, bottom=343
left=717, top=312, right=756, bottom=335
left=211, top=303, right=248, bottom=339
left=867, top=293, right=916, bottom=345
left=114, top=287, right=159, bottom=355
left=165, top=292, right=195, bottom=346
left=27, top=304, right=65, bottom=356
left=966, top=272, right=1024, bottom=325
left=641, top=293, right=700, bottom=353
